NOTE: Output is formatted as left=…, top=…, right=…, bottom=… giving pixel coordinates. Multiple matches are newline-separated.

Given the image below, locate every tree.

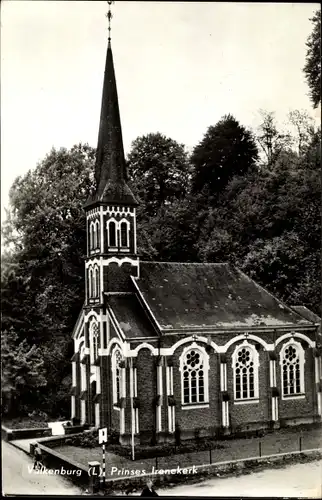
left=140, top=196, right=203, bottom=263
left=127, top=132, right=190, bottom=216
left=1, top=143, right=95, bottom=417
left=256, top=110, right=292, bottom=167
left=1, top=329, right=47, bottom=416
left=287, top=109, right=315, bottom=155
left=303, top=9, right=321, bottom=109
left=190, top=115, right=259, bottom=200
left=195, top=120, right=320, bottom=314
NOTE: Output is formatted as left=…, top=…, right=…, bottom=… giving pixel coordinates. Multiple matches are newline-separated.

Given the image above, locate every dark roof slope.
left=291, top=306, right=321, bottom=324
left=134, top=262, right=312, bottom=330
left=106, top=294, right=157, bottom=339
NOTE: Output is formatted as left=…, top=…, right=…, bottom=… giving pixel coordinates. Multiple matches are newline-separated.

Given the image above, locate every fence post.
left=259, top=441, right=262, bottom=458
left=209, top=448, right=212, bottom=464
left=155, top=455, right=158, bottom=469
left=299, top=436, right=302, bottom=452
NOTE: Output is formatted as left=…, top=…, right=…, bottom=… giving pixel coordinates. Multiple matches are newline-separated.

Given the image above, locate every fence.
left=58, top=428, right=320, bottom=479
left=153, top=433, right=308, bottom=471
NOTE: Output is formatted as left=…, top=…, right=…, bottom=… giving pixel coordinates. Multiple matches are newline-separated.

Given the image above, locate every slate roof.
left=85, top=42, right=138, bottom=208
left=291, top=306, right=321, bottom=324
left=106, top=294, right=157, bottom=338
left=134, top=262, right=313, bottom=331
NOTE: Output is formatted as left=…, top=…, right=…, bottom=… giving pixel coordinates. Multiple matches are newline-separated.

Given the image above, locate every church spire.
left=86, top=1, right=138, bottom=208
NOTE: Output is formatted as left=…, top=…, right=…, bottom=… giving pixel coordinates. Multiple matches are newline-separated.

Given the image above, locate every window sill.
left=234, top=399, right=259, bottom=405
left=281, top=394, right=305, bottom=401
left=181, top=403, right=209, bottom=410
left=119, top=248, right=130, bottom=252
left=113, top=405, right=121, bottom=411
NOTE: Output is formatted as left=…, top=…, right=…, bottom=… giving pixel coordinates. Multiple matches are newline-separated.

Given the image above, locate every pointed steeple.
left=85, top=12, right=138, bottom=208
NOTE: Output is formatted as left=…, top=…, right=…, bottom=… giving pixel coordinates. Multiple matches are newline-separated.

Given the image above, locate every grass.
left=54, top=425, right=322, bottom=479
left=2, top=417, right=49, bottom=429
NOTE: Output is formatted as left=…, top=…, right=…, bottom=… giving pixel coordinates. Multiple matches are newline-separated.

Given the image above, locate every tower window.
left=89, top=319, right=99, bottom=363
left=112, top=348, right=124, bottom=405
left=88, top=267, right=93, bottom=298
left=93, top=220, right=100, bottom=250
left=108, top=220, right=117, bottom=247
left=120, top=221, right=129, bottom=247
left=94, top=265, right=100, bottom=298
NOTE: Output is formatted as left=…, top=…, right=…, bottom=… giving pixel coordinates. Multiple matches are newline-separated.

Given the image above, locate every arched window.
left=80, top=342, right=86, bottom=391
left=94, top=265, right=100, bottom=298
left=108, top=220, right=117, bottom=248
left=93, top=222, right=97, bottom=250
left=111, top=348, right=123, bottom=405
left=120, top=220, right=129, bottom=248
left=279, top=340, right=305, bottom=398
left=232, top=343, right=259, bottom=401
left=88, top=267, right=93, bottom=298
left=95, top=220, right=100, bottom=250
left=89, top=320, right=99, bottom=363
left=89, top=222, right=95, bottom=250
left=179, top=344, right=209, bottom=405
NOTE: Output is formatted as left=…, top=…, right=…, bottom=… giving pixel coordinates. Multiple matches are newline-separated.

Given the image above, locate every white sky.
left=1, top=1, right=320, bottom=221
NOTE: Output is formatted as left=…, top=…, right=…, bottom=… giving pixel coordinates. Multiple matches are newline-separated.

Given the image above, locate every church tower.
left=84, top=13, right=139, bottom=306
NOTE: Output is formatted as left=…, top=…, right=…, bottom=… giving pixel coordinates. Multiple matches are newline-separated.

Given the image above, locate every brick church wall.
left=137, top=349, right=156, bottom=444
left=171, top=343, right=220, bottom=439
left=226, top=343, right=270, bottom=432
left=276, top=344, right=316, bottom=424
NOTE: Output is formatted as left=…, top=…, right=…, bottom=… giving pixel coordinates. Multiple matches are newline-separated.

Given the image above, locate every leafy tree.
left=190, top=115, right=259, bottom=200
left=195, top=119, right=320, bottom=314
left=303, top=9, right=321, bottom=109
left=256, top=110, right=292, bottom=167
left=287, top=109, right=315, bottom=155
left=1, top=143, right=95, bottom=417
left=1, top=329, right=47, bottom=416
left=140, top=196, right=203, bottom=263
left=127, top=132, right=190, bottom=216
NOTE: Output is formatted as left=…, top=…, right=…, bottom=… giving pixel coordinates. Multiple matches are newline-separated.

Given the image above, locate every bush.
left=67, top=430, right=99, bottom=448
left=27, top=410, right=49, bottom=421
left=108, top=437, right=225, bottom=460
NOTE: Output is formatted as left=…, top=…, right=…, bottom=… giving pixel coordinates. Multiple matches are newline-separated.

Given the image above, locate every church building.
left=71, top=15, right=322, bottom=445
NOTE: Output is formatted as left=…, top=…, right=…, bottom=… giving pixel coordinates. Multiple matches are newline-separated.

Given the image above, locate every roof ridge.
left=140, top=261, right=229, bottom=266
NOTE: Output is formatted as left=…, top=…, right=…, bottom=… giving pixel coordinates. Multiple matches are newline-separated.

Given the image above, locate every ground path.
left=159, top=459, right=322, bottom=497
left=2, top=440, right=84, bottom=496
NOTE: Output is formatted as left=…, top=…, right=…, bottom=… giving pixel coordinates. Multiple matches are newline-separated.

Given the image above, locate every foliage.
left=127, top=132, right=190, bottom=216
left=303, top=9, right=321, bottom=109
left=195, top=125, right=321, bottom=314
left=190, top=114, right=259, bottom=200
left=256, top=110, right=292, bottom=166
left=1, top=143, right=95, bottom=417
left=66, top=428, right=119, bottom=448
left=1, top=329, right=47, bottom=416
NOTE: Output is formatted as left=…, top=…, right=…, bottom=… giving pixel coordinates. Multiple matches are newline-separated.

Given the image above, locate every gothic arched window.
left=279, top=340, right=305, bottom=398
left=89, top=222, right=95, bottom=250
left=108, top=220, right=117, bottom=248
left=111, top=347, right=124, bottom=405
left=232, top=343, right=259, bottom=401
left=120, top=220, right=129, bottom=248
left=95, top=220, right=100, bottom=250
left=88, top=267, right=93, bottom=298
left=179, top=344, right=209, bottom=405
left=94, top=265, right=100, bottom=298
left=89, top=320, right=99, bottom=363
